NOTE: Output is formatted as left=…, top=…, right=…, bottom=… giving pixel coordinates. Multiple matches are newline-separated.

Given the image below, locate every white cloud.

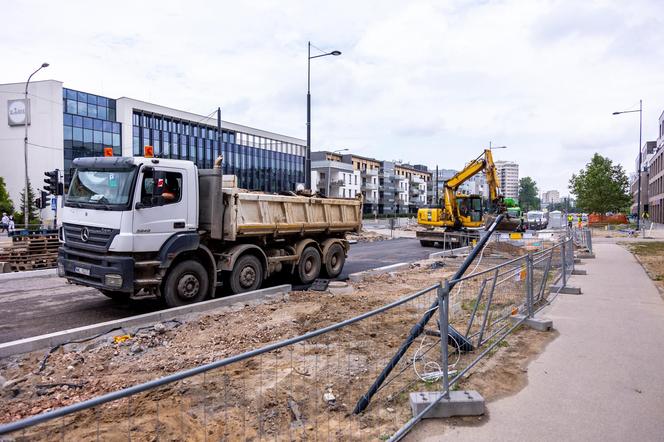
left=2, top=0, right=664, bottom=194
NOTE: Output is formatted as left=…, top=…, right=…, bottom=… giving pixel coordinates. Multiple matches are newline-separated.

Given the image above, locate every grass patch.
left=625, top=242, right=664, bottom=256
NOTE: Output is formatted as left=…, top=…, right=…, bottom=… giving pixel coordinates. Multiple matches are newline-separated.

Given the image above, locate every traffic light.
left=43, top=169, right=60, bottom=195
left=40, top=190, right=47, bottom=209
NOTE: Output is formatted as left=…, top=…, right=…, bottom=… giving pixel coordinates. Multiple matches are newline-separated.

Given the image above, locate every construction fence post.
left=526, top=253, right=534, bottom=318
left=586, top=228, right=593, bottom=254
left=560, top=240, right=567, bottom=288
left=437, top=281, right=450, bottom=398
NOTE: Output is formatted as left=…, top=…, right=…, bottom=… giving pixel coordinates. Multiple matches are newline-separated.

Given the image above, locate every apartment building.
left=495, top=161, right=519, bottom=200
left=310, top=152, right=361, bottom=199
left=311, top=151, right=431, bottom=215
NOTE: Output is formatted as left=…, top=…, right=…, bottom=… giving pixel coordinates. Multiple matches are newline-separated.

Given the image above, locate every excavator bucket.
left=485, top=214, right=522, bottom=232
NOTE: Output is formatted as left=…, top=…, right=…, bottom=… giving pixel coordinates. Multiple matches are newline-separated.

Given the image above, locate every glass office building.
left=131, top=110, right=305, bottom=192
left=62, top=88, right=121, bottom=184
left=60, top=88, right=306, bottom=193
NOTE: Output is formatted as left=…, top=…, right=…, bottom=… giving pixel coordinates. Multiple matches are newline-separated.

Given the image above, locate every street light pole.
left=306, top=42, right=341, bottom=190
left=24, top=62, right=49, bottom=230
left=613, top=100, right=643, bottom=230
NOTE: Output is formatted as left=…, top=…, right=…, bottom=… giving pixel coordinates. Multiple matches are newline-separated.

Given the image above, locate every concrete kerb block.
left=0, top=284, right=292, bottom=358
left=510, top=314, right=553, bottom=332
left=0, top=268, right=57, bottom=281
left=572, top=269, right=587, bottom=275
left=348, top=262, right=410, bottom=283
left=549, top=285, right=582, bottom=295
left=410, top=390, right=485, bottom=418
left=577, top=252, right=596, bottom=259
left=428, top=246, right=472, bottom=260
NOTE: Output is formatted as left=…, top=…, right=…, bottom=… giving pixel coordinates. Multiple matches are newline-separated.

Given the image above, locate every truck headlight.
left=57, top=263, right=65, bottom=277
left=105, top=274, right=123, bottom=288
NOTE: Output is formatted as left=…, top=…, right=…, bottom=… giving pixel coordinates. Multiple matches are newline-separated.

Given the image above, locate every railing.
left=0, top=233, right=581, bottom=440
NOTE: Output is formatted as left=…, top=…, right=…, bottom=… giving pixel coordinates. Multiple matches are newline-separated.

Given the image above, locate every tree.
left=518, top=177, right=540, bottom=211
left=0, top=177, right=14, bottom=215
left=569, top=153, right=631, bottom=214
left=13, top=180, right=40, bottom=227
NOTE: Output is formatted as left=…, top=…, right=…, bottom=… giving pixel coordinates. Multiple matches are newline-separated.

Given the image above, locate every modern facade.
left=648, top=111, right=664, bottom=223
left=311, top=151, right=431, bottom=215
left=632, top=141, right=656, bottom=216
left=1, top=79, right=307, bottom=224
left=495, top=160, right=519, bottom=200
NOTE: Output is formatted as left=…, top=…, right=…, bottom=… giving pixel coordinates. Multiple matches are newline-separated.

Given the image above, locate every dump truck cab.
left=58, top=157, right=199, bottom=298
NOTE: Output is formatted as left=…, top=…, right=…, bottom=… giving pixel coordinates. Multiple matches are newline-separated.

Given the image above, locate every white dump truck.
left=57, top=156, right=362, bottom=307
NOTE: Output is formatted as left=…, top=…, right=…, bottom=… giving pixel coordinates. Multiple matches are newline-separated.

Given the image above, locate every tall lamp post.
left=306, top=42, right=341, bottom=189
left=613, top=100, right=642, bottom=230
left=24, top=62, right=49, bottom=230
left=326, top=148, right=349, bottom=196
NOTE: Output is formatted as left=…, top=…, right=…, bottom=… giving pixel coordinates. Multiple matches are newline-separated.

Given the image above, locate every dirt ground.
left=346, top=229, right=391, bottom=243
left=622, top=241, right=664, bottom=297
left=0, top=241, right=559, bottom=440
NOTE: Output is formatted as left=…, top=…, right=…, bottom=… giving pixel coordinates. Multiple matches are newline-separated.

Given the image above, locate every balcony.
left=361, top=168, right=379, bottom=177
left=363, top=181, right=378, bottom=190
left=329, top=179, right=345, bottom=187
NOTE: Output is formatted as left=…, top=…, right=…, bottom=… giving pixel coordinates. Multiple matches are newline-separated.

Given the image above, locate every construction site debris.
left=346, top=229, right=391, bottom=242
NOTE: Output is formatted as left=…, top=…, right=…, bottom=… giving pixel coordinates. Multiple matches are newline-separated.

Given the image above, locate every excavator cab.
left=457, top=195, right=483, bottom=224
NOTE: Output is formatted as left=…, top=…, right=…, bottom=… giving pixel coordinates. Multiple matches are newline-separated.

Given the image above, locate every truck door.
left=132, top=166, right=189, bottom=252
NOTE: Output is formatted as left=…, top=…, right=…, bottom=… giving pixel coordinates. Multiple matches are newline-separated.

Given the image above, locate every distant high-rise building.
left=543, top=190, right=561, bottom=204
left=495, top=161, right=519, bottom=200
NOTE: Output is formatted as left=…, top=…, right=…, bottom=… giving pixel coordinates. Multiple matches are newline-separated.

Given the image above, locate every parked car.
left=526, top=210, right=547, bottom=230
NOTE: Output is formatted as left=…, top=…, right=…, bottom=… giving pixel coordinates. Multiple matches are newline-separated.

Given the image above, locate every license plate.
left=74, top=266, right=90, bottom=276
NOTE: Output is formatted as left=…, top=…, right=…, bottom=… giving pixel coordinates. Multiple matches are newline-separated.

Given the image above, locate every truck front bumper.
left=58, top=246, right=134, bottom=293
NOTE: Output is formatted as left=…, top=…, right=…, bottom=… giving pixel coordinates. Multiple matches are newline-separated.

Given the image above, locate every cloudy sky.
left=3, top=0, right=664, bottom=195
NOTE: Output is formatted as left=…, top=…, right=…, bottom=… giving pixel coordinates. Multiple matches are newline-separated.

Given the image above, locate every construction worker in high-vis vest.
left=567, top=214, right=573, bottom=229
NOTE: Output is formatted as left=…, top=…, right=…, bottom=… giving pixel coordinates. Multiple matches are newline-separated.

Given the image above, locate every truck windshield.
left=66, top=168, right=137, bottom=209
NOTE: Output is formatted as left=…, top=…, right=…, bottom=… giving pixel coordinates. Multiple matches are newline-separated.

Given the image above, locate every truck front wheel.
left=163, top=260, right=209, bottom=307
left=229, top=254, right=263, bottom=294
left=298, top=247, right=321, bottom=284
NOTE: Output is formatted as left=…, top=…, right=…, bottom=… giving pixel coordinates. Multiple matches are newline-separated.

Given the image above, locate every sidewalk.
left=411, top=241, right=664, bottom=441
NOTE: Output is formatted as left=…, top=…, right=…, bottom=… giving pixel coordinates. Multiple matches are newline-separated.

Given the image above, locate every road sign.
left=51, top=197, right=57, bottom=211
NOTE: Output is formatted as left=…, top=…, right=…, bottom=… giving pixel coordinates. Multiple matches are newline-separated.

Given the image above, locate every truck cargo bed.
left=199, top=170, right=362, bottom=241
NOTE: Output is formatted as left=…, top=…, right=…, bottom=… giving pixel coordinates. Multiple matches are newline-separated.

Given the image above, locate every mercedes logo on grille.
left=80, top=227, right=90, bottom=242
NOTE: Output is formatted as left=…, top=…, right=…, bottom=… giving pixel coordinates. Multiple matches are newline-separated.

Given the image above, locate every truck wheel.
left=323, top=243, right=345, bottom=279
left=298, top=247, right=321, bottom=284
left=163, top=260, right=209, bottom=307
left=100, top=290, right=130, bottom=303
left=229, top=254, right=263, bottom=294
left=420, top=240, right=435, bottom=247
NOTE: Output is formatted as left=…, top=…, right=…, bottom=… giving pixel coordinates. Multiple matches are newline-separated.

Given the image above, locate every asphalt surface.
left=0, top=238, right=437, bottom=343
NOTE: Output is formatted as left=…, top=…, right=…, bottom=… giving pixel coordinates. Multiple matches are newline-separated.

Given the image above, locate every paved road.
left=409, top=240, right=664, bottom=441
left=0, top=238, right=436, bottom=343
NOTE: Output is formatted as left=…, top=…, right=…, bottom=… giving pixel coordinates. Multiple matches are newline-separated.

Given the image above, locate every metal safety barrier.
left=0, top=233, right=583, bottom=440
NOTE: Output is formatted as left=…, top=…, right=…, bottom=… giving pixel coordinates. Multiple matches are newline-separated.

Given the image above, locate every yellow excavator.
left=417, top=149, right=518, bottom=248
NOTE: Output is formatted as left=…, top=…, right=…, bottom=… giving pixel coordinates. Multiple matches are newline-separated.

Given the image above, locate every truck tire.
left=163, top=260, right=209, bottom=307
left=298, top=247, right=321, bottom=284
left=100, top=290, right=130, bottom=303
left=229, top=254, right=263, bottom=294
left=323, top=243, right=345, bottom=279
left=420, top=240, right=435, bottom=247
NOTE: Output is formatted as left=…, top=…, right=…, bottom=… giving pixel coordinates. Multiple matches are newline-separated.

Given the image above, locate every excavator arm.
left=442, top=149, right=502, bottom=223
